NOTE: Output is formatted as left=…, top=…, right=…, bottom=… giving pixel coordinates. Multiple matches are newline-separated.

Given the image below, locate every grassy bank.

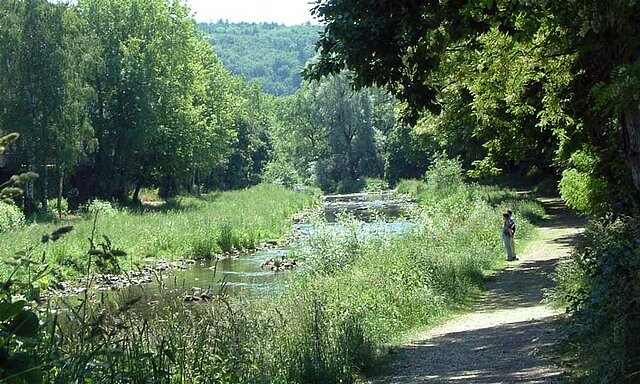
left=3, top=159, right=547, bottom=383
left=0, top=184, right=319, bottom=281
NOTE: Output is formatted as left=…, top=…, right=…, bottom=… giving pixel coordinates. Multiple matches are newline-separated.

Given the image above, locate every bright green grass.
left=0, top=184, right=319, bottom=280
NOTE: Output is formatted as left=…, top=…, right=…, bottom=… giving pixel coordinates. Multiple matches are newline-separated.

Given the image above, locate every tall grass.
left=10, top=158, right=545, bottom=384
left=0, top=184, right=319, bottom=281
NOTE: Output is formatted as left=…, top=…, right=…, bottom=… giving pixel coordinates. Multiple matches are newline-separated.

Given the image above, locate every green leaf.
left=0, top=301, right=26, bottom=322
left=4, top=352, right=43, bottom=384
left=8, top=310, right=39, bottom=337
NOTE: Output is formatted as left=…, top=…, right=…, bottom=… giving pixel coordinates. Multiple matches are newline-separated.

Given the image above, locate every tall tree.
left=271, top=73, right=395, bottom=192
left=0, top=0, right=94, bottom=213
left=78, top=0, right=236, bottom=201
left=306, top=0, right=640, bottom=206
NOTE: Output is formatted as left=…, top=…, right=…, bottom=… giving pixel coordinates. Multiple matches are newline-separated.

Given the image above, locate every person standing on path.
left=507, top=209, right=517, bottom=259
left=502, top=212, right=516, bottom=261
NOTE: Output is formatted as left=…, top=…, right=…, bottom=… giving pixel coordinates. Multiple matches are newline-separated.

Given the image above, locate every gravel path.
left=367, top=197, right=585, bottom=384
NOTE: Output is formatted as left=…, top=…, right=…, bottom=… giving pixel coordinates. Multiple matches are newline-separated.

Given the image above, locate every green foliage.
left=423, top=154, right=465, bottom=197
left=0, top=225, right=74, bottom=384
left=0, top=202, right=25, bottom=233
left=0, top=0, right=288, bottom=206
left=3, top=178, right=539, bottom=383
left=306, top=0, right=640, bottom=215
left=559, top=149, right=612, bottom=216
left=272, top=74, right=396, bottom=193
left=335, top=178, right=365, bottom=194
left=361, top=178, right=389, bottom=192
left=200, top=22, right=321, bottom=95
left=262, top=158, right=302, bottom=187
left=267, top=179, right=540, bottom=380
left=554, top=217, right=640, bottom=383
left=384, top=123, right=434, bottom=185
left=88, top=234, right=127, bottom=274
left=395, top=179, right=426, bottom=198
left=82, top=199, right=119, bottom=217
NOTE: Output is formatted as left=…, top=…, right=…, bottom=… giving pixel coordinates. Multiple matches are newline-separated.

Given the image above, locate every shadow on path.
left=378, top=317, right=563, bottom=384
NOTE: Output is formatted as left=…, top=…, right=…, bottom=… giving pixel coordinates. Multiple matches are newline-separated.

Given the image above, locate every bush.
left=362, top=177, right=389, bottom=192
left=395, top=179, right=426, bottom=197
left=423, top=154, right=465, bottom=196
left=554, top=216, right=640, bottom=383
left=262, top=158, right=302, bottom=187
left=558, top=149, right=611, bottom=216
left=82, top=199, right=119, bottom=217
left=336, top=178, right=365, bottom=194
left=0, top=202, right=25, bottom=233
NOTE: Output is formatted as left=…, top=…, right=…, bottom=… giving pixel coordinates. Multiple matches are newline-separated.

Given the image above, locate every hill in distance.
left=199, top=21, right=322, bottom=96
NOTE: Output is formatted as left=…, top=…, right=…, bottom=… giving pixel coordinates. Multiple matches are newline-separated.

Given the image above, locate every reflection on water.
left=166, top=248, right=292, bottom=292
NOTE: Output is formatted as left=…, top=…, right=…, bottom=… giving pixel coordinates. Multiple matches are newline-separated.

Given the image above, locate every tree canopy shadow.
left=369, top=317, right=565, bottom=384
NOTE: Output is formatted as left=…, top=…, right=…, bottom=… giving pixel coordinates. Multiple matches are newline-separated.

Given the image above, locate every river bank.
left=40, top=189, right=416, bottom=299
left=4, top=161, right=548, bottom=383
left=0, top=184, right=319, bottom=284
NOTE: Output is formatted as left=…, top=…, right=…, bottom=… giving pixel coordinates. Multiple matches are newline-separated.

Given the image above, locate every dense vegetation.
left=307, top=1, right=640, bottom=382
left=1, top=159, right=544, bottom=383
left=199, top=22, right=321, bottom=95
left=268, top=73, right=398, bottom=192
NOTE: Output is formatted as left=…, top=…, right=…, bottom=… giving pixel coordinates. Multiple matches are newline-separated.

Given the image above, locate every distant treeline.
left=199, top=21, right=321, bottom=96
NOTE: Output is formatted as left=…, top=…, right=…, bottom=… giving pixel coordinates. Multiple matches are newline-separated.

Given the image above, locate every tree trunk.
left=622, top=108, right=640, bottom=192
left=41, top=163, right=48, bottom=212
left=57, top=170, right=63, bottom=218
left=132, top=180, right=142, bottom=203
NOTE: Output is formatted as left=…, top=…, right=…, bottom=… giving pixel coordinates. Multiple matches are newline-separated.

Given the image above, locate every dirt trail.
left=368, top=197, right=585, bottom=384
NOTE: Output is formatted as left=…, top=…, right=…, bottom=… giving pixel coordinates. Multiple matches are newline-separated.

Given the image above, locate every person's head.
left=507, top=209, right=513, bottom=217
left=502, top=212, right=510, bottom=221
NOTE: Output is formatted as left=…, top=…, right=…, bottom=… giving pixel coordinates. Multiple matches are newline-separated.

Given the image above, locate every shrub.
left=555, top=216, right=640, bottom=383
left=362, top=177, right=389, bottom=192
left=558, top=149, right=611, bottom=216
left=395, top=179, right=426, bottom=197
left=83, top=199, right=119, bottom=217
left=262, top=158, right=302, bottom=187
left=0, top=202, right=25, bottom=233
left=423, top=153, right=465, bottom=195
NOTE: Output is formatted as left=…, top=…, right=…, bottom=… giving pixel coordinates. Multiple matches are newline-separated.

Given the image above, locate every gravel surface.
left=367, top=197, right=585, bottom=384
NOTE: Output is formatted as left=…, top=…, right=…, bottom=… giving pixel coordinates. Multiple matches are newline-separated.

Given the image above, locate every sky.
left=184, top=0, right=319, bottom=25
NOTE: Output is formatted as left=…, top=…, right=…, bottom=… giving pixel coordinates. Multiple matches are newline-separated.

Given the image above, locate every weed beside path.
left=367, top=197, right=586, bottom=384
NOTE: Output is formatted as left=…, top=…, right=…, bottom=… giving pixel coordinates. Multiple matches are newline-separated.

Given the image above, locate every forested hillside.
left=199, top=22, right=321, bottom=95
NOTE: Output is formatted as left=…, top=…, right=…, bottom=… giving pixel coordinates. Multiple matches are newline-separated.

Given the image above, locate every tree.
left=78, top=0, right=237, bottom=201
left=0, top=0, right=95, bottom=214
left=306, top=0, right=640, bottom=206
left=271, top=73, right=395, bottom=192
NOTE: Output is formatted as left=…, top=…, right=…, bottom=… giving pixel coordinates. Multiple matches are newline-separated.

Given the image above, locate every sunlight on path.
left=368, top=197, right=585, bottom=384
